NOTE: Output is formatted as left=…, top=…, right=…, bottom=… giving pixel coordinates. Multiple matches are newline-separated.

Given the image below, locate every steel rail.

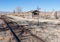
left=2, top=16, right=21, bottom=42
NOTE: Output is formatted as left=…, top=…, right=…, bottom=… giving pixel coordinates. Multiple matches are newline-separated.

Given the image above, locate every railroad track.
left=0, top=15, right=45, bottom=42
left=1, top=15, right=21, bottom=42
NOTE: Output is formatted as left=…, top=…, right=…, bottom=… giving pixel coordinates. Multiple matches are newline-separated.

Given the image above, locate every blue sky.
left=0, top=0, right=60, bottom=12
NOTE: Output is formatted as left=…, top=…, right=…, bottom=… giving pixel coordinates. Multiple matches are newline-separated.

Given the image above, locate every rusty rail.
left=1, top=15, right=21, bottom=42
